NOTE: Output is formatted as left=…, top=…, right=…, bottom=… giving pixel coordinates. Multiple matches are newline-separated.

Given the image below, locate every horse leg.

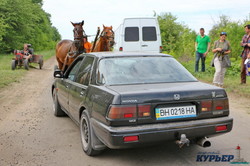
left=56, top=56, right=64, bottom=70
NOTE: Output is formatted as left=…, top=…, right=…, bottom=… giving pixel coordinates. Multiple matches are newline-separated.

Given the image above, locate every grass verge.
left=179, top=54, right=250, bottom=97
left=0, top=50, right=55, bottom=89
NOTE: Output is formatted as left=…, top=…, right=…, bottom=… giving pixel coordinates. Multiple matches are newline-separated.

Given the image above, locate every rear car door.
left=68, top=56, right=95, bottom=122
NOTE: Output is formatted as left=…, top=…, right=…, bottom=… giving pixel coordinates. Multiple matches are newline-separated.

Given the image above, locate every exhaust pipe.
left=196, top=137, right=211, bottom=148
left=176, top=134, right=190, bottom=148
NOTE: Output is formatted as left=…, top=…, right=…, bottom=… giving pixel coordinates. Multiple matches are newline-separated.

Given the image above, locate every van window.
left=142, top=27, right=157, bottom=41
left=125, top=27, right=139, bottom=41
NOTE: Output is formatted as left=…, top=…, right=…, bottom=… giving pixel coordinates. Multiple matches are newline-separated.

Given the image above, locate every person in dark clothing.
left=240, top=25, right=250, bottom=84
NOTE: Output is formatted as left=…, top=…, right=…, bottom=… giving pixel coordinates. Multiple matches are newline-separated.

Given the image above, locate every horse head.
left=71, top=20, right=86, bottom=40
left=101, top=25, right=115, bottom=50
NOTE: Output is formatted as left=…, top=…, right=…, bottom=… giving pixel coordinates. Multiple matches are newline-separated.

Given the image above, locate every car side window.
left=75, top=56, right=94, bottom=86
left=68, top=60, right=82, bottom=81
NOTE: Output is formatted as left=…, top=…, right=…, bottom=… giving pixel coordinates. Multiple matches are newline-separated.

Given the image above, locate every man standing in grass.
left=240, top=24, right=250, bottom=84
left=195, top=28, right=211, bottom=72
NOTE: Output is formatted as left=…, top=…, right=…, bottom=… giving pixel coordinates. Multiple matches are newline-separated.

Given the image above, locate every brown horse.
left=56, top=21, right=86, bottom=71
left=91, top=25, right=114, bottom=52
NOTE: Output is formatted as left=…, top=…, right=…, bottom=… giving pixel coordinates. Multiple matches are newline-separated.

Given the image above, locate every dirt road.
left=0, top=56, right=250, bottom=166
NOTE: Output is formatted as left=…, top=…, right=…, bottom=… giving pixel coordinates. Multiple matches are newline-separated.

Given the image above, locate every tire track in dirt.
left=0, top=56, right=60, bottom=165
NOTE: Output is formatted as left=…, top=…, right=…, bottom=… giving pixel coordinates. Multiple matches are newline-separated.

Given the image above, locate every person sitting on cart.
left=22, top=44, right=34, bottom=60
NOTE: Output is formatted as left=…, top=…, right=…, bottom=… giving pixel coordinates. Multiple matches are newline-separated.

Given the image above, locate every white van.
left=114, top=17, right=162, bottom=53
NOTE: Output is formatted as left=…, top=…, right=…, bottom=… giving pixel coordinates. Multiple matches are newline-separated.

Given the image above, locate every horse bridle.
left=73, top=27, right=86, bottom=40
left=100, top=29, right=115, bottom=49
left=100, top=29, right=114, bottom=39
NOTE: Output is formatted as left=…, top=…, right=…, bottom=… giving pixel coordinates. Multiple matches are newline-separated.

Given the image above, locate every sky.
left=42, top=0, right=250, bottom=41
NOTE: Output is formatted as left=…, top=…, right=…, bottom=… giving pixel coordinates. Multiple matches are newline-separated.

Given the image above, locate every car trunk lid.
left=107, top=82, right=226, bottom=104
left=106, top=82, right=228, bottom=125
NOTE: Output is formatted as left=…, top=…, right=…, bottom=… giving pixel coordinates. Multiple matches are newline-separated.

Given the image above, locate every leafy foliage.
left=158, top=12, right=250, bottom=76
left=157, top=13, right=196, bottom=61
left=0, top=0, right=61, bottom=53
left=209, top=15, right=245, bottom=61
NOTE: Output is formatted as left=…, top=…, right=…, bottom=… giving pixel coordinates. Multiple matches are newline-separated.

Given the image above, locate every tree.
left=158, top=13, right=182, bottom=53
left=0, top=0, right=61, bottom=53
left=157, top=12, right=196, bottom=60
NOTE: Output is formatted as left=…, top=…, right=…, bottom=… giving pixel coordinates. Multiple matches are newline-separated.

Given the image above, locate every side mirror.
left=54, top=69, right=63, bottom=78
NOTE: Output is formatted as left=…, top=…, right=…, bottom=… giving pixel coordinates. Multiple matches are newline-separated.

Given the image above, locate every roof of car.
left=79, top=51, right=172, bottom=58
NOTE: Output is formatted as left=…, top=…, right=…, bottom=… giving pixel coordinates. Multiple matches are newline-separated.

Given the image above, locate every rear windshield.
left=97, top=57, right=197, bottom=85
left=142, top=27, right=157, bottom=41
left=125, top=27, right=139, bottom=41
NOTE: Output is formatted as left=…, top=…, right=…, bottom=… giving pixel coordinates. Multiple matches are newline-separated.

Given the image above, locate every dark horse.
left=56, top=21, right=85, bottom=71
left=91, top=25, right=114, bottom=52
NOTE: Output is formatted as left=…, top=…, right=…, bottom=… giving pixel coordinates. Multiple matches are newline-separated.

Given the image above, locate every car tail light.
left=119, top=47, right=123, bottom=51
left=201, top=99, right=229, bottom=112
left=216, top=125, right=227, bottom=132
left=138, top=105, right=151, bottom=117
left=123, top=135, right=139, bottom=142
left=201, top=100, right=212, bottom=111
left=124, top=113, right=133, bottom=118
left=214, top=99, right=229, bottom=110
left=108, top=104, right=151, bottom=119
left=108, top=105, right=136, bottom=119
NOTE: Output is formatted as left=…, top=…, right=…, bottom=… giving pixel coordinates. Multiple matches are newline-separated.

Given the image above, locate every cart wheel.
left=39, top=58, right=43, bottom=69
left=11, top=60, right=17, bottom=70
left=24, top=59, right=29, bottom=70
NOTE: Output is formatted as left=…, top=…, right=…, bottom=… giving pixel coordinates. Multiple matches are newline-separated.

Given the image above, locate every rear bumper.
left=91, top=116, right=233, bottom=149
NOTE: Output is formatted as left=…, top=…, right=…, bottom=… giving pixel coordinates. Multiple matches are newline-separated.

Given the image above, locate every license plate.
left=155, top=105, right=196, bottom=120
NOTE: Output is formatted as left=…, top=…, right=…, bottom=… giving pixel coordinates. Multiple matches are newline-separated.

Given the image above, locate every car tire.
left=24, top=59, right=29, bottom=70
left=52, top=88, right=66, bottom=117
left=80, top=111, right=103, bottom=156
left=11, top=60, right=16, bottom=70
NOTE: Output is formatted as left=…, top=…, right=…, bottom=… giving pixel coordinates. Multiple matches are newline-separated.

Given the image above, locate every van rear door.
left=140, top=18, right=161, bottom=52
left=123, top=19, right=141, bottom=52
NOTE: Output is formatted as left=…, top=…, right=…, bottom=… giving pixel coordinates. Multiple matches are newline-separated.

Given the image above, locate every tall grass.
left=177, top=52, right=250, bottom=97
left=0, top=50, right=55, bottom=89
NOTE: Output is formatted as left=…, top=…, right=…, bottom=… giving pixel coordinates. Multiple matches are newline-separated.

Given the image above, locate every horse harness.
left=61, top=39, right=85, bottom=72
left=100, top=29, right=115, bottom=51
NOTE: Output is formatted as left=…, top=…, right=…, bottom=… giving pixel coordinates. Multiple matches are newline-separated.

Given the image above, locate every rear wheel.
left=11, top=60, right=16, bottom=70
left=24, top=59, right=29, bottom=70
left=52, top=88, right=66, bottom=117
left=80, top=111, right=103, bottom=156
